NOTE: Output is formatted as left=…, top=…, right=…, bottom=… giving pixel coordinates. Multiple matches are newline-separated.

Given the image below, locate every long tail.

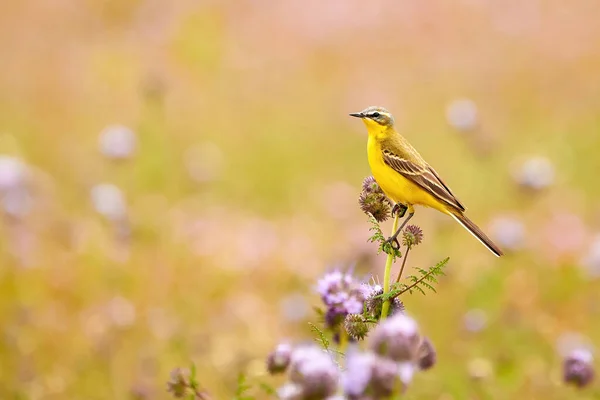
left=449, top=211, right=503, bottom=257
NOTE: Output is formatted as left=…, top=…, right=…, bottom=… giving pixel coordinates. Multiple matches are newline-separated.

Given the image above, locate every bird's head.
left=349, top=106, right=395, bottom=129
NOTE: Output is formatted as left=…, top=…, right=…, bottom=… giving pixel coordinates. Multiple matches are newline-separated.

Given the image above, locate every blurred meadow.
left=2, top=0, right=600, bottom=398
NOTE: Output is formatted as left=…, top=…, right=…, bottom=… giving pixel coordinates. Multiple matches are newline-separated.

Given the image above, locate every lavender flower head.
left=343, top=351, right=375, bottom=397
left=288, top=345, right=340, bottom=399
left=99, top=124, right=136, bottom=160
left=267, top=343, right=293, bottom=374
left=317, top=269, right=366, bottom=328
left=564, top=349, right=595, bottom=388
left=343, top=351, right=399, bottom=399
left=369, top=314, right=420, bottom=362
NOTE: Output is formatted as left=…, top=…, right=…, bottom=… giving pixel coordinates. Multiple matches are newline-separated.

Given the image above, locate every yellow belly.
left=367, top=137, right=447, bottom=213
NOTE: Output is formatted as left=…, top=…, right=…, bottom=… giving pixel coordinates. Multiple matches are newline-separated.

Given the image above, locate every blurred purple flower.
left=91, top=183, right=127, bottom=221
left=0, top=156, right=32, bottom=217
left=489, top=216, right=525, bottom=251
left=343, top=350, right=399, bottom=398
left=445, top=98, right=478, bottom=132
left=581, top=235, right=600, bottom=277
left=280, top=292, right=310, bottom=322
left=512, top=156, right=555, bottom=190
left=564, top=349, right=594, bottom=388
left=0, top=156, right=26, bottom=190
left=369, top=314, right=420, bottom=362
left=99, top=124, right=136, bottom=160
left=342, top=351, right=374, bottom=396
left=417, top=337, right=436, bottom=370
left=267, top=343, right=293, bottom=374
left=463, top=309, right=488, bottom=333
left=289, top=345, right=339, bottom=399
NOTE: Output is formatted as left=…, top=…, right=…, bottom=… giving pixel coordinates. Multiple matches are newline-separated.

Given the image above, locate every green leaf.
left=387, top=257, right=450, bottom=299
left=259, top=382, right=276, bottom=395
left=234, top=373, right=253, bottom=400
left=308, top=322, right=330, bottom=351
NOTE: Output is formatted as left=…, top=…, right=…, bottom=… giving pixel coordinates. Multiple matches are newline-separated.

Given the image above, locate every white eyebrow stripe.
left=368, top=111, right=391, bottom=118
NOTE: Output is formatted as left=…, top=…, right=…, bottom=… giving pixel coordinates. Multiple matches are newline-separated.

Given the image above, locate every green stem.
left=339, top=328, right=348, bottom=354
left=380, top=212, right=400, bottom=319
left=396, top=248, right=410, bottom=283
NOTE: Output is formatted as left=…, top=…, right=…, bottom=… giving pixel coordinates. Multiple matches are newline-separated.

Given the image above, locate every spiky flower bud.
left=402, top=225, right=424, bottom=249
left=417, top=337, right=436, bottom=370
left=267, top=343, right=293, bottom=374
left=166, top=368, right=191, bottom=398
left=359, top=176, right=391, bottom=222
left=344, top=314, right=369, bottom=340
left=564, top=349, right=595, bottom=388
left=289, top=346, right=339, bottom=399
left=365, top=288, right=404, bottom=319
left=369, top=314, right=420, bottom=362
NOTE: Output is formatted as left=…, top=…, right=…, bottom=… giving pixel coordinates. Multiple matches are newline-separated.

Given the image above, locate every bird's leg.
left=384, top=207, right=415, bottom=251
left=391, top=203, right=408, bottom=218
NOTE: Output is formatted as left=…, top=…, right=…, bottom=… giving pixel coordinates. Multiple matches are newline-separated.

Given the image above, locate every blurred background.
left=2, top=0, right=600, bottom=398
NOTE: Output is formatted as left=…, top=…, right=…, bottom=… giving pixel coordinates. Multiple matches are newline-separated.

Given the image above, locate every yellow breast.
left=367, top=135, right=444, bottom=211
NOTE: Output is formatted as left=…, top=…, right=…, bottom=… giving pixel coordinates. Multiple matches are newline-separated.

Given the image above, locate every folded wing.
left=382, top=149, right=466, bottom=212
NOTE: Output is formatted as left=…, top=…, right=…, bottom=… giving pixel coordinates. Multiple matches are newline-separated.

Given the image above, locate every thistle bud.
left=344, top=314, right=369, bottom=340
left=402, top=225, right=424, bottom=249
left=417, top=337, right=436, bottom=370
left=365, top=288, right=404, bottom=320
left=369, top=314, right=420, bottom=362
left=267, top=343, right=293, bottom=374
left=359, top=176, right=391, bottom=222
left=563, top=349, right=595, bottom=388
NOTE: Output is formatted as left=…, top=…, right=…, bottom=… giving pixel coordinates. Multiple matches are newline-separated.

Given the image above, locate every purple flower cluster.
left=317, top=270, right=367, bottom=329
left=267, top=314, right=437, bottom=399
left=268, top=344, right=340, bottom=400
left=342, top=314, right=437, bottom=398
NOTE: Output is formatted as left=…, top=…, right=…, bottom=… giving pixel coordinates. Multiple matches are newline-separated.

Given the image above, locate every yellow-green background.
left=1, top=0, right=600, bottom=398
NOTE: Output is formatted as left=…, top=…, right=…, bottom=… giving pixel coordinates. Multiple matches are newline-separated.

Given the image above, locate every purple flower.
left=564, top=349, right=595, bottom=388
left=267, top=343, right=293, bottom=374
left=342, top=350, right=400, bottom=398
left=289, top=345, right=340, bottom=399
left=369, top=314, right=420, bottom=362
left=317, top=269, right=367, bottom=328
left=343, top=351, right=374, bottom=396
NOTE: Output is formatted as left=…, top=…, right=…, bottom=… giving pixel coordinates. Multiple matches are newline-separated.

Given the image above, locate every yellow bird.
left=350, top=106, right=503, bottom=257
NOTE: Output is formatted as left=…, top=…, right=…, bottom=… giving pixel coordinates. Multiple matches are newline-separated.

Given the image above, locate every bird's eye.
left=371, top=112, right=380, bottom=118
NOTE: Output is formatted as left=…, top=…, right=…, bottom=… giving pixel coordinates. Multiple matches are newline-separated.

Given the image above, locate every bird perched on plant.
left=350, top=106, right=503, bottom=257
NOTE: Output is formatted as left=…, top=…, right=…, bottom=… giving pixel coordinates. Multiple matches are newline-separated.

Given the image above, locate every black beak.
left=349, top=112, right=364, bottom=118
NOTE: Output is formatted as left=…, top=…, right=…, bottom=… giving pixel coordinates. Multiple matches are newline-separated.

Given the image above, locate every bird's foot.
left=391, top=203, right=408, bottom=218
left=383, top=235, right=401, bottom=251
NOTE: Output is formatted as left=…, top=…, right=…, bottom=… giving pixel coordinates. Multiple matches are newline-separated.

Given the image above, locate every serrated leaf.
left=308, top=322, right=330, bottom=351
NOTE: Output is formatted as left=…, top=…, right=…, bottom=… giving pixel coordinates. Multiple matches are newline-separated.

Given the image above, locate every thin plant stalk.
left=380, top=212, right=400, bottom=319
left=396, top=248, right=410, bottom=283
left=338, top=328, right=349, bottom=354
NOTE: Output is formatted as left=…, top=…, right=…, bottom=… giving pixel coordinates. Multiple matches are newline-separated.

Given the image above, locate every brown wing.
left=382, top=149, right=466, bottom=212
